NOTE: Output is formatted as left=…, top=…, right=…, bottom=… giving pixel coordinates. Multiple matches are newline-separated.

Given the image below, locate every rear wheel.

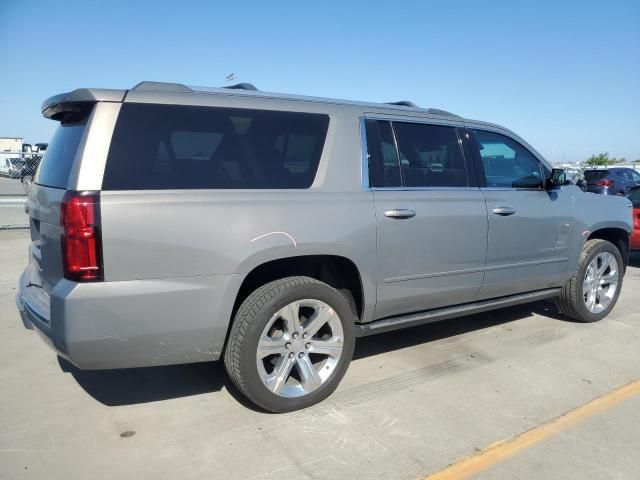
left=558, top=239, right=623, bottom=322
left=224, top=276, right=355, bottom=412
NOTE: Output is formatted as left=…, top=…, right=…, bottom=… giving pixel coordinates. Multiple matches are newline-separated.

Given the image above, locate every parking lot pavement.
left=0, top=176, right=27, bottom=196
left=1, top=229, right=639, bottom=480
left=0, top=177, right=28, bottom=229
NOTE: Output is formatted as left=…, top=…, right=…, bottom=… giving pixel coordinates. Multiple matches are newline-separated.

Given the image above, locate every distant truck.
left=0, top=137, right=24, bottom=179
left=20, top=143, right=48, bottom=192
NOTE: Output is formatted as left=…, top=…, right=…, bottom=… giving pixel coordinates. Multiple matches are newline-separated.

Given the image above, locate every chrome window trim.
left=364, top=112, right=463, bottom=128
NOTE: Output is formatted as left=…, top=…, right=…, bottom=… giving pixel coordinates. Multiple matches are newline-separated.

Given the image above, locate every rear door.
left=468, top=128, right=575, bottom=299
left=24, top=109, right=92, bottom=309
left=365, top=118, right=488, bottom=320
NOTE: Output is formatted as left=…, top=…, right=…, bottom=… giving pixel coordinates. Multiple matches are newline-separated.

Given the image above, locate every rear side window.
left=103, top=104, right=329, bottom=190
left=393, top=123, right=469, bottom=187
left=35, top=120, right=88, bottom=189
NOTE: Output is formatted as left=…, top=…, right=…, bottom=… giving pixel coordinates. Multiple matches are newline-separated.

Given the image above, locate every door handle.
left=492, top=206, right=516, bottom=216
left=384, top=209, right=416, bottom=219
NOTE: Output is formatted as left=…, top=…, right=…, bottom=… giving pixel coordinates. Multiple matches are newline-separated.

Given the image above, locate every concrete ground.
left=0, top=176, right=28, bottom=230
left=0, top=176, right=28, bottom=196
left=1, top=230, right=639, bottom=479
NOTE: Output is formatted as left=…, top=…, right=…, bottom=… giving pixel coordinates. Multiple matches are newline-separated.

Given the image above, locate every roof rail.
left=131, top=81, right=192, bottom=92
left=425, top=108, right=460, bottom=118
left=386, top=100, right=418, bottom=107
left=224, top=82, right=258, bottom=91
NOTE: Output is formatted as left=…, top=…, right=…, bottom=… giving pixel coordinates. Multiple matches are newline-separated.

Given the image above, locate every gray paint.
left=17, top=83, right=634, bottom=369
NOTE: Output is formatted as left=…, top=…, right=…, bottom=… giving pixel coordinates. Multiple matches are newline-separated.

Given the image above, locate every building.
left=0, top=137, right=23, bottom=155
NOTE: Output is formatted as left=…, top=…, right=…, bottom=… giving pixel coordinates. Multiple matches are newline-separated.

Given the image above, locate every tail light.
left=594, top=179, right=614, bottom=187
left=60, top=191, right=102, bottom=281
left=635, top=211, right=640, bottom=229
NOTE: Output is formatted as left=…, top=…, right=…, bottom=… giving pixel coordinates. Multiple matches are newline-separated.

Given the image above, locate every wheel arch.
left=587, top=227, right=630, bottom=269
left=232, top=254, right=366, bottom=324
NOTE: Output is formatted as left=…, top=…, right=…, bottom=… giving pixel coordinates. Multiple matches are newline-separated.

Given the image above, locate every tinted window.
left=103, top=104, right=329, bottom=190
left=365, top=120, right=401, bottom=187
left=631, top=170, right=640, bottom=181
left=35, top=120, right=87, bottom=188
left=473, top=130, right=543, bottom=188
left=393, top=123, right=468, bottom=187
left=584, top=170, right=609, bottom=181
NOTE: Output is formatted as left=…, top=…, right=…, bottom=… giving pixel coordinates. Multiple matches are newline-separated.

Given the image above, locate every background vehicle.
left=584, top=167, right=640, bottom=196
left=16, top=82, right=633, bottom=412
left=0, top=157, right=25, bottom=178
left=627, top=186, right=640, bottom=250
left=19, top=143, right=47, bottom=193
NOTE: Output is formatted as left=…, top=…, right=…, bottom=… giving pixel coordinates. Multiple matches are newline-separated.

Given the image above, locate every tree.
left=585, top=153, right=620, bottom=166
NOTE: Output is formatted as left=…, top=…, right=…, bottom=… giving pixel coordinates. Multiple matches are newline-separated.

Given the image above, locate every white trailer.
left=0, top=137, right=24, bottom=178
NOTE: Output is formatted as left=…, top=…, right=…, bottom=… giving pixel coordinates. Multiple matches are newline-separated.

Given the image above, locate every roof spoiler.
left=41, top=88, right=125, bottom=120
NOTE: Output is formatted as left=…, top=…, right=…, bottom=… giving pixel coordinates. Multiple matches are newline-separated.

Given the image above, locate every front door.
left=469, top=128, right=575, bottom=299
left=364, top=119, right=488, bottom=320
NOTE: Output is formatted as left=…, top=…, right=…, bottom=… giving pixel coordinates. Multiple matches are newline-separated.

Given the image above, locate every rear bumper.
left=585, top=186, right=611, bottom=195
left=16, top=266, right=240, bottom=369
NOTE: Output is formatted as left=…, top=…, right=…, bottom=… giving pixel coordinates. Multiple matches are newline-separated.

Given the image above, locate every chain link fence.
left=0, top=152, right=40, bottom=230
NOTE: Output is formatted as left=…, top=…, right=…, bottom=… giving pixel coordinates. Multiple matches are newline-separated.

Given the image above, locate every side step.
left=355, top=288, right=562, bottom=337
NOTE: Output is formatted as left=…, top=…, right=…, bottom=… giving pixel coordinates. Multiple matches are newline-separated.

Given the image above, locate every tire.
left=224, top=276, right=356, bottom=413
left=558, top=239, right=624, bottom=322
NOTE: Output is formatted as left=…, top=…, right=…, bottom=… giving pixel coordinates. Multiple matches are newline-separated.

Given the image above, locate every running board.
left=355, top=288, right=562, bottom=337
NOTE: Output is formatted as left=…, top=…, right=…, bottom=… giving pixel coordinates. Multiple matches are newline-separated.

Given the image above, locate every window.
left=584, top=170, right=608, bottom=181
left=365, top=120, right=401, bottom=187
left=103, top=104, right=329, bottom=190
left=473, top=130, right=545, bottom=188
left=35, top=118, right=88, bottom=189
left=618, top=169, right=640, bottom=182
left=393, top=123, right=468, bottom=187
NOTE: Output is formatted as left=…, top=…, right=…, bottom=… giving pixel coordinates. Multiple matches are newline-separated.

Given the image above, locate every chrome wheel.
left=583, top=252, right=619, bottom=314
left=256, top=299, right=344, bottom=398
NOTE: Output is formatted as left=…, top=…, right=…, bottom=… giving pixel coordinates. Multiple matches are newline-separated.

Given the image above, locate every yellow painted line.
left=426, top=380, right=640, bottom=480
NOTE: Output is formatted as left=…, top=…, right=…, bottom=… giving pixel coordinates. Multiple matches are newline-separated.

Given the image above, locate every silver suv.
left=16, top=82, right=633, bottom=412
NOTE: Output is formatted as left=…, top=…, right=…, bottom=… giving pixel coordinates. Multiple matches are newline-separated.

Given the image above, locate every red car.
left=628, top=186, right=640, bottom=251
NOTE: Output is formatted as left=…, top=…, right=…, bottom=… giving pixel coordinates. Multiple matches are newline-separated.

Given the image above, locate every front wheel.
left=558, top=239, right=623, bottom=322
left=224, top=276, right=356, bottom=412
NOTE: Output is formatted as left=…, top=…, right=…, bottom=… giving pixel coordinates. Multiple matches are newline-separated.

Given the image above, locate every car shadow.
left=628, top=252, right=640, bottom=268
left=59, top=299, right=567, bottom=408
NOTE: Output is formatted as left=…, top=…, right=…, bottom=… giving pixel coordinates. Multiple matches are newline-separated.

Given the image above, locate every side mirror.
left=546, top=168, right=568, bottom=188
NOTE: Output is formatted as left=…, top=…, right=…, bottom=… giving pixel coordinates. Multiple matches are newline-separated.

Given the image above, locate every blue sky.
left=1, top=0, right=638, bottom=162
